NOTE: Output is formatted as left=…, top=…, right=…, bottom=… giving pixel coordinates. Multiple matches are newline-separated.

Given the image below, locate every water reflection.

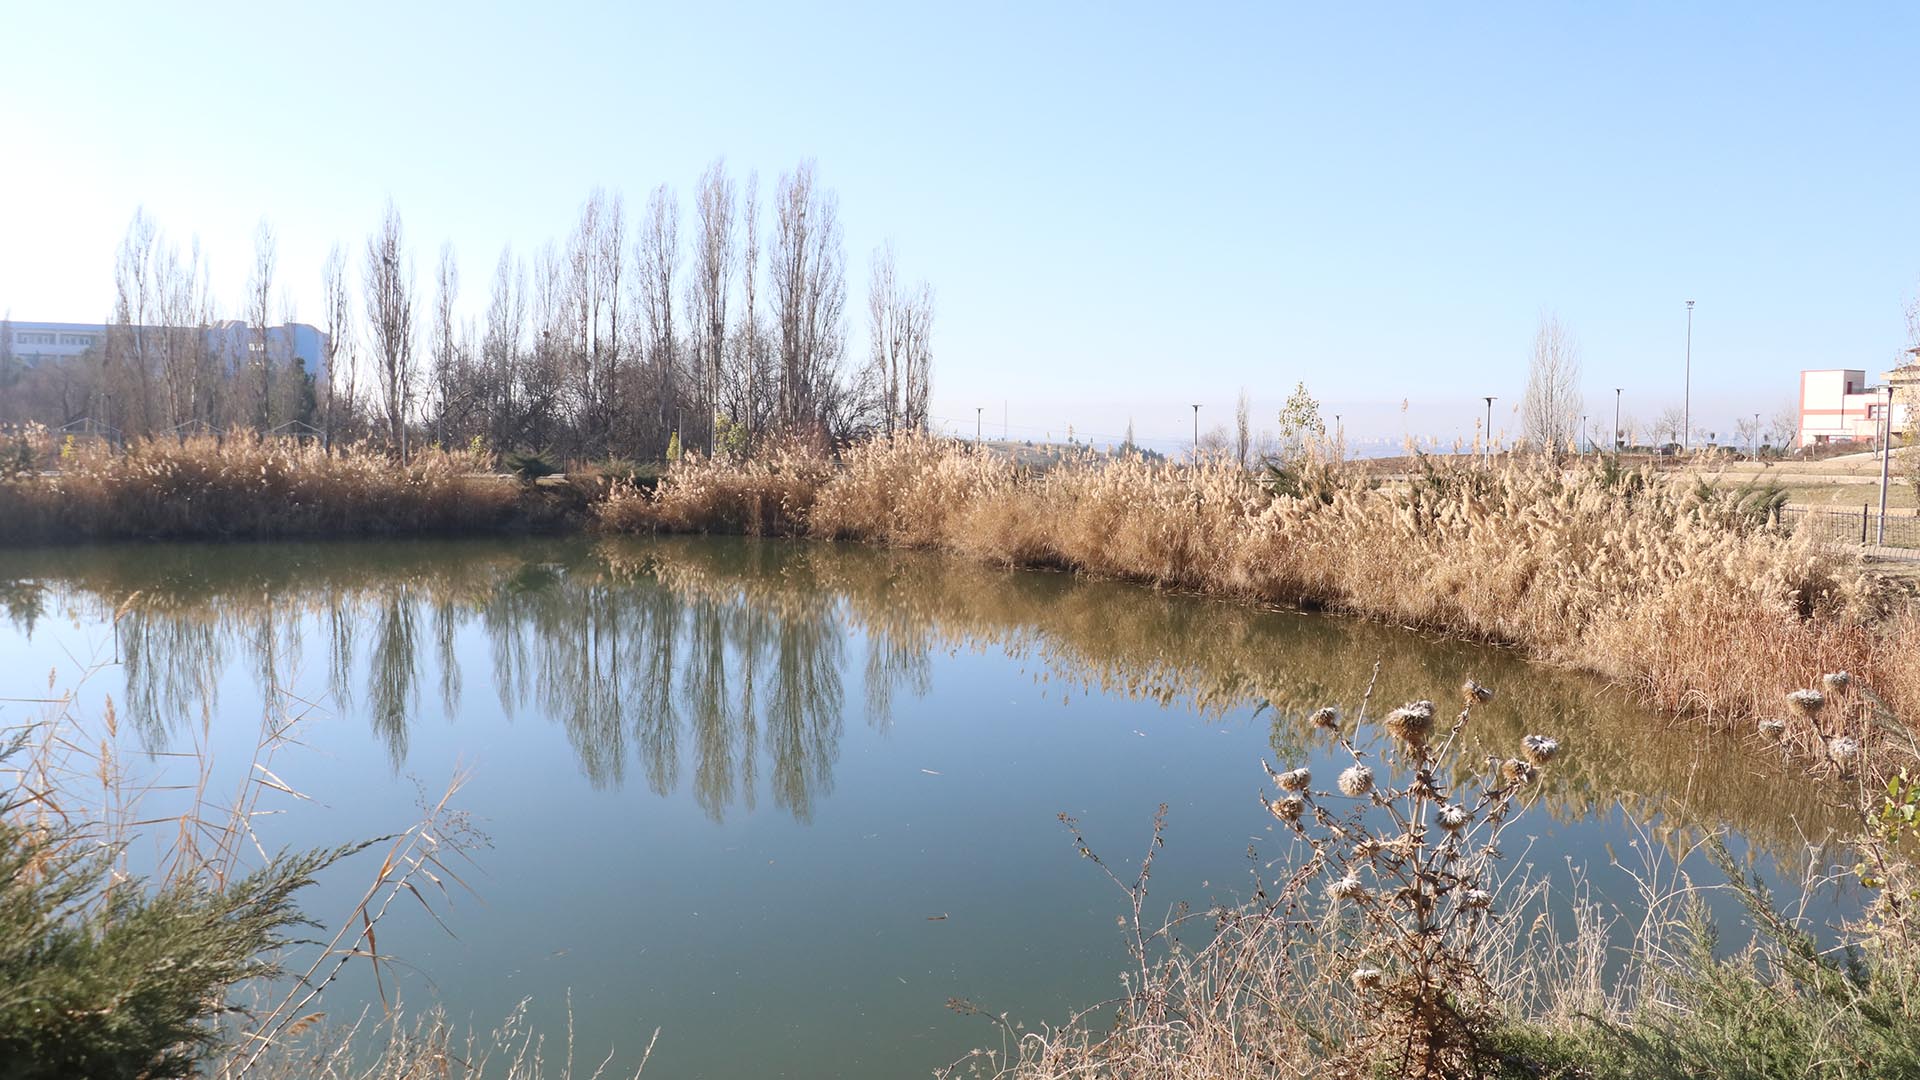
left=0, top=537, right=1848, bottom=847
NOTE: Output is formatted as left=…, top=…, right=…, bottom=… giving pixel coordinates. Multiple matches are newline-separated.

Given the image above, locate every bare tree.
left=482, top=246, right=527, bottom=452
left=1653, top=405, right=1688, bottom=448
left=1234, top=388, right=1252, bottom=467
left=248, top=219, right=278, bottom=430
left=635, top=184, right=680, bottom=449
left=320, top=243, right=354, bottom=452
left=430, top=242, right=460, bottom=446
left=1768, top=403, right=1800, bottom=451
left=155, top=235, right=214, bottom=436
left=562, top=189, right=626, bottom=458
left=729, top=170, right=768, bottom=435
left=865, top=242, right=934, bottom=435
left=769, top=161, right=846, bottom=436
left=1521, top=313, right=1582, bottom=453
left=108, top=209, right=162, bottom=438
left=363, top=201, right=416, bottom=458
left=689, top=159, right=735, bottom=454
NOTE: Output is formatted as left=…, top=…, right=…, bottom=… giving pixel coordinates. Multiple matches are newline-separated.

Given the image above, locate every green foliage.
left=1687, top=477, right=1791, bottom=531
left=1260, top=455, right=1345, bottom=504
left=666, top=430, right=683, bottom=464
left=504, top=448, right=561, bottom=482
left=714, top=415, right=752, bottom=460
left=596, top=458, right=665, bottom=492
left=1856, top=768, right=1920, bottom=899
left=0, top=819, right=355, bottom=1079
left=1500, top=839, right=1920, bottom=1080
left=0, top=433, right=34, bottom=480
left=1275, top=381, right=1326, bottom=460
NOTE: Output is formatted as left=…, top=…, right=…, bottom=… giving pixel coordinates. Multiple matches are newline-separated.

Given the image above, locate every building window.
left=18, top=331, right=57, bottom=345
left=60, top=334, right=93, bottom=346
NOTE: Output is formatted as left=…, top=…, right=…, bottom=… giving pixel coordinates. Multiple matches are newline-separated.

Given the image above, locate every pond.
left=0, top=536, right=1854, bottom=1078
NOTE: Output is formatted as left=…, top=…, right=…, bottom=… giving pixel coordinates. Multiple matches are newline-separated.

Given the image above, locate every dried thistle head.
left=1350, top=967, right=1385, bottom=991
left=1521, top=734, right=1560, bottom=766
left=1821, top=671, right=1852, bottom=694
left=1500, top=758, right=1538, bottom=788
left=1461, top=888, right=1492, bottom=910
left=1828, top=736, right=1859, bottom=763
left=1384, top=700, right=1435, bottom=747
left=1437, top=804, right=1470, bottom=832
left=1310, top=706, right=1341, bottom=732
left=1278, top=767, right=1312, bottom=792
left=1786, top=688, right=1825, bottom=719
left=1328, top=873, right=1366, bottom=902
left=1338, top=763, right=1375, bottom=797
left=1460, top=678, right=1494, bottom=705
left=1757, top=718, right=1787, bottom=740
left=1266, top=793, right=1306, bottom=822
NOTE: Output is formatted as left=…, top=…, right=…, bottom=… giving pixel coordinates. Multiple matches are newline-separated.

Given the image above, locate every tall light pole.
left=1191, top=404, right=1201, bottom=459
left=975, top=407, right=983, bottom=445
left=1581, top=414, right=1589, bottom=456
left=1879, top=385, right=1893, bottom=545
left=1333, top=413, right=1342, bottom=450
left=1483, top=396, right=1496, bottom=454
left=1683, top=300, right=1696, bottom=452
left=1614, top=388, right=1623, bottom=451
left=1753, top=412, right=1760, bottom=452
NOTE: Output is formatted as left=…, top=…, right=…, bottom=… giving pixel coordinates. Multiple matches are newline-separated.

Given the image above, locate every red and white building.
left=1798, top=367, right=1912, bottom=447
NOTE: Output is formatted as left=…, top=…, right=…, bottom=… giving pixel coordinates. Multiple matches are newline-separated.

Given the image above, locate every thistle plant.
left=1259, top=666, right=1564, bottom=1078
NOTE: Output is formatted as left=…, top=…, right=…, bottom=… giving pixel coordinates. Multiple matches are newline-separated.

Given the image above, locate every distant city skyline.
left=4, top=2, right=1917, bottom=447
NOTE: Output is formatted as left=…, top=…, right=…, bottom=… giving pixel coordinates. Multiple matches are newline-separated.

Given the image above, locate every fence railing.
left=1777, top=505, right=1920, bottom=550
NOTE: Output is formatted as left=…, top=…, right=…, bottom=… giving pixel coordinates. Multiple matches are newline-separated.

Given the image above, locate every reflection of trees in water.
left=0, top=538, right=1850, bottom=848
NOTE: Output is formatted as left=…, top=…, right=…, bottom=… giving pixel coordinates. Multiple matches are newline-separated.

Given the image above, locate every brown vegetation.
left=601, top=436, right=1920, bottom=762
left=0, top=430, right=574, bottom=543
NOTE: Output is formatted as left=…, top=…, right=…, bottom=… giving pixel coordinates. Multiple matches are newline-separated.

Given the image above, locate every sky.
left=3, top=2, right=1917, bottom=451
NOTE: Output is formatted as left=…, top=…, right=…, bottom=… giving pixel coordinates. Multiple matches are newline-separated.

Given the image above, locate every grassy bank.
left=602, top=436, right=1920, bottom=767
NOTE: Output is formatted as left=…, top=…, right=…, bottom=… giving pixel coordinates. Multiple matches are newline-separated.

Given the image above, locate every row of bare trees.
left=1, top=210, right=318, bottom=438
left=329, top=158, right=935, bottom=461
left=2, top=158, right=937, bottom=463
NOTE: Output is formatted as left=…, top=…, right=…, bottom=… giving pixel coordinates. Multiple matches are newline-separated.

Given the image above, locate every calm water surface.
left=0, top=537, right=1851, bottom=1077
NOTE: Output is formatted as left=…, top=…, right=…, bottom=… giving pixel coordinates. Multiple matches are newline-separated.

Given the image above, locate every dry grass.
left=0, top=431, right=528, bottom=543
left=600, top=436, right=1920, bottom=766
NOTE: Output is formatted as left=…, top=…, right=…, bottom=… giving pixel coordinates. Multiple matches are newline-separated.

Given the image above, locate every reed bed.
left=0, top=431, right=528, bottom=543
left=600, top=436, right=1920, bottom=763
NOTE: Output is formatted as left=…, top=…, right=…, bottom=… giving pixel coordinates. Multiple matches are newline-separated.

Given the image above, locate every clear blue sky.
left=3, top=2, right=1916, bottom=448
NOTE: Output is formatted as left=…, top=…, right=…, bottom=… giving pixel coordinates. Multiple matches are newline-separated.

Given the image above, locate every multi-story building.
left=1798, top=366, right=1914, bottom=447
left=3, top=319, right=328, bottom=380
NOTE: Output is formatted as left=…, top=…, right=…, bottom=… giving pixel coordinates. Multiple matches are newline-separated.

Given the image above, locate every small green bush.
left=0, top=818, right=353, bottom=1079
left=504, top=449, right=561, bottom=482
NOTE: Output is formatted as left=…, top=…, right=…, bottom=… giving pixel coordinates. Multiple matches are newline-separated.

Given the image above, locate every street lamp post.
left=1484, top=396, right=1496, bottom=454
left=1191, top=404, right=1201, bottom=459
left=1879, top=386, right=1893, bottom=545
left=1683, top=300, right=1696, bottom=452
left=1582, top=414, right=1589, bottom=456
left=1614, top=388, right=1623, bottom=451
left=1753, top=412, right=1760, bottom=452
left=976, top=407, right=983, bottom=445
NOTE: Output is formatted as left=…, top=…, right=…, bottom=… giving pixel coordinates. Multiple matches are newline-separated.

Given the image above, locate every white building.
left=3, top=319, right=329, bottom=380
left=1798, top=366, right=1912, bottom=447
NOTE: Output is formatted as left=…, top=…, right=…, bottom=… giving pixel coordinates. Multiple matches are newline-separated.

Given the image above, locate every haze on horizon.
left=3, top=1, right=1917, bottom=451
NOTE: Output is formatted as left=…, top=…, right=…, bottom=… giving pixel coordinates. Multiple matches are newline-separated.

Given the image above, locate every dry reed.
left=0, top=431, right=529, bottom=543
left=601, top=435, right=1920, bottom=766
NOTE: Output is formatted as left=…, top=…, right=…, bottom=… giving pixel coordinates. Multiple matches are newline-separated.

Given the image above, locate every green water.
left=0, top=536, right=1849, bottom=1077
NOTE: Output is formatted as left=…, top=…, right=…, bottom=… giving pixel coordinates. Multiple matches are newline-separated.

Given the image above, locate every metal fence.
left=1777, top=505, right=1920, bottom=550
